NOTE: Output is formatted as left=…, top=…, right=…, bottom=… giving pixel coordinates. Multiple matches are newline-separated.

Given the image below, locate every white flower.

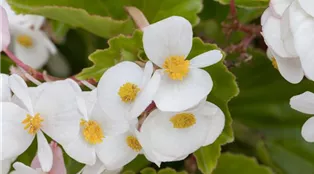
left=290, top=91, right=314, bottom=142
left=97, top=61, right=160, bottom=120
left=142, top=16, right=223, bottom=112
left=1, top=75, right=80, bottom=172
left=10, top=24, right=57, bottom=69
left=58, top=89, right=130, bottom=166
left=80, top=159, right=122, bottom=174
left=10, top=162, right=45, bottom=174
left=0, top=6, right=10, bottom=52
left=2, top=157, right=15, bottom=174
left=1, top=0, right=45, bottom=30
left=137, top=101, right=225, bottom=162
left=262, top=2, right=304, bottom=84
left=0, top=73, right=11, bottom=101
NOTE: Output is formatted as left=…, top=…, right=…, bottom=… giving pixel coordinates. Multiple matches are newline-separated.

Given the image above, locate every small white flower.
left=58, top=89, right=130, bottom=166
left=80, top=159, right=122, bottom=174
left=0, top=6, right=10, bottom=52
left=137, top=101, right=225, bottom=162
left=97, top=61, right=160, bottom=120
left=1, top=75, right=80, bottom=172
left=290, top=91, right=314, bottom=142
left=10, top=24, right=57, bottom=69
left=142, top=16, right=223, bottom=112
left=10, top=162, right=45, bottom=174
left=1, top=0, right=45, bottom=30
left=0, top=73, right=11, bottom=101
left=262, top=3, right=304, bottom=84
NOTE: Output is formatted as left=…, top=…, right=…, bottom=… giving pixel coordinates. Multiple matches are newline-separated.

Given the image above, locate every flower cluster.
left=261, top=0, right=314, bottom=83
left=1, top=16, right=225, bottom=173
left=0, top=2, right=56, bottom=69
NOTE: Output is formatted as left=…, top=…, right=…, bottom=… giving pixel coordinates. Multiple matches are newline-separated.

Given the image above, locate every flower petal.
left=49, top=141, right=67, bottom=174
left=35, top=79, right=81, bottom=145
left=298, top=0, right=314, bottom=17
left=301, top=117, right=314, bottom=142
left=1, top=102, right=34, bottom=160
left=81, top=158, right=106, bottom=174
left=0, top=73, right=11, bottom=101
left=143, top=16, right=193, bottom=67
left=270, top=49, right=304, bottom=84
left=262, top=15, right=291, bottom=58
left=190, top=50, right=223, bottom=68
left=96, top=132, right=138, bottom=170
left=261, top=8, right=272, bottom=26
left=0, top=6, right=10, bottom=51
left=280, top=7, right=298, bottom=57
left=97, top=61, right=143, bottom=121
left=11, top=162, right=40, bottom=174
left=290, top=91, right=314, bottom=114
left=36, top=131, right=53, bottom=172
left=1, top=158, right=15, bottom=174
left=197, top=102, right=225, bottom=145
left=269, top=0, right=293, bottom=17
left=9, top=74, right=33, bottom=114
left=130, top=72, right=161, bottom=119
left=140, top=61, right=153, bottom=88
left=287, top=1, right=310, bottom=34
left=62, top=132, right=96, bottom=165
left=154, top=69, right=212, bottom=112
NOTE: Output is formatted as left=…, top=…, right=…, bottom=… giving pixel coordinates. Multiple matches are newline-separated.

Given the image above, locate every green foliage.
left=212, top=153, right=273, bottom=174
left=230, top=49, right=314, bottom=174
left=8, top=0, right=202, bottom=38
left=123, top=155, right=151, bottom=173
left=139, top=167, right=187, bottom=174
left=214, top=0, right=269, bottom=8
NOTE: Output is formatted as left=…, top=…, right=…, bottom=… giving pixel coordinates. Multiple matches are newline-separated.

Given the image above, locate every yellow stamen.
left=271, top=57, right=278, bottom=69
left=170, top=113, right=196, bottom=129
left=80, top=119, right=104, bottom=144
left=17, top=35, right=33, bottom=48
left=22, top=113, right=43, bottom=135
left=118, top=82, right=140, bottom=103
left=126, top=135, right=142, bottom=152
left=163, top=56, right=190, bottom=80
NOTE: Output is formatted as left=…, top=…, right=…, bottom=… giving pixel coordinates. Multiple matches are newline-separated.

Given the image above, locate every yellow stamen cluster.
left=126, top=135, right=142, bottom=152
left=118, top=82, right=140, bottom=103
left=80, top=119, right=104, bottom=144
left=22, top=113, right=44, bottom=135
left=271, top=58, right=278, bottom=69
left=163, top=56, right=190, bottom=80
left=170, top=113, right=196, bottom=129
left=17, top=35, right=33, bottom=48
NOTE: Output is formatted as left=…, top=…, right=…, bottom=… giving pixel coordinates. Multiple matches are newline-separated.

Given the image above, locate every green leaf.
left=188, top=38, right=239, bottom=174
left=77, top=30, right=143, bottom=80
left=141, top=167, right=157, bottom=174
left=230, top=49, right=314, bottom=174
left=8, top=0, right=202, bottom=38
left=214, top=0, right=269, bottom=8
left=212, top=153, right=273, bottom=174
left=158, top=168, right=177, bottom=174
left=140, top=167, right=186, bottom=174
left=1, top=55, right=14, bottom=74
left=123, top=155, right=151, bottom=173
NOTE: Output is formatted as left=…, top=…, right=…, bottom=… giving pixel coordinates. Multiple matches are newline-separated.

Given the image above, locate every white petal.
left=96, top=133, right=138, bottom=170
left=1, top=158, right=15, bottom=174
left=280, top=7, right=298, bottom=57
left=154, top=69, right=212, bottom=112
left=0, top=6, right=10, bottom=51
left=97, top=61, right=143, bottom=121
left=36, top=131, right=53, bottom=172
left=9, top=74, right=33, bottom=114
left=0, top=73, right=11, bottom=101
left=11, top=26, right=50, bottom=69
left=1, top=102, right=34, bottom=160
left=270, top=0, right=294, bottom=17
left=196, top=102, right=225, bottom=145
left=271, top=50, right=304, bottom=84
left=298, top=0, right=314, bottom=17
left=130, top=72, right=161, bottom=119
left=262, top=15, right=291, bottom=58
left=293, top=19, right=314, bottom=81
left=261, top=8, right=272, bottom=26
left=11, top=162, right=40, bottom=174
left=62, top=132, right=96, bottom=165
left=142, top=109, right=208, bottom=160
left=290, top=91, right=314, bottom=114
left=190, top=50, right=223, bottom=68
left=301, top=117, right=314, bottom=142
left=287, top=1, right=310, bottom=34
left=81, top=158, right=106, bottom=174
left=35, top=79, right=81, bottom=145
left=143, top=16, right=193, bottom=67
left=77, top=94, right=89, bottom=120
left=140, top=61, right=153, bottom=88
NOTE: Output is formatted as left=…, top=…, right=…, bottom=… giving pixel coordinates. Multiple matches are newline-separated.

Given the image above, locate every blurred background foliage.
left=1, top=0, right=314, bottom=173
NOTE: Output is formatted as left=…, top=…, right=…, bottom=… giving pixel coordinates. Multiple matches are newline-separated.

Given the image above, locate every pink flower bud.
left=0, top=6, right=11, bottom=52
